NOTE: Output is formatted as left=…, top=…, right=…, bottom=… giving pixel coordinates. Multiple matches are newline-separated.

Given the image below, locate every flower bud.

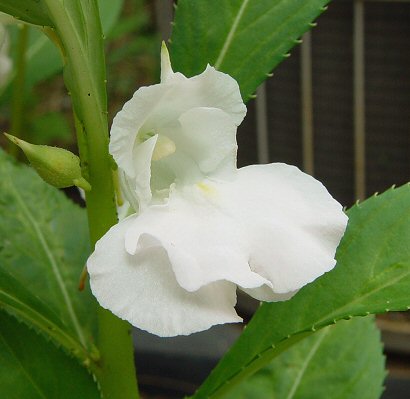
left=4, top=133, right=91, bottom=191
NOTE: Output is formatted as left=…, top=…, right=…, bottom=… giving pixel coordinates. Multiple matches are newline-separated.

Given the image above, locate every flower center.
left=139, top=131, right=176, bottom=161
left=152, top=135, right=176, bottom=161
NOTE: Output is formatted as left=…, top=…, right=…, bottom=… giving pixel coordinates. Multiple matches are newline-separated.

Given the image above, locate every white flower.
left=87, top=44, right=348, bottom=337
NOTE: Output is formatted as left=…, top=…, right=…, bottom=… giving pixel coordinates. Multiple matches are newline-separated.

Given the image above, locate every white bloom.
left=88, top=44, right=348, bottom=337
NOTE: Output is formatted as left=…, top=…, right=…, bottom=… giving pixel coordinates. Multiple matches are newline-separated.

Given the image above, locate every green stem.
left=10, top=24, right=29, bottom=157
left=42, top=2, right=139, bottom=398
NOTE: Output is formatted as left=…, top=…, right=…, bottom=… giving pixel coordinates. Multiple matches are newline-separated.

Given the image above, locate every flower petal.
left=160, top=42, right=174, bottom=82
left=177, top=107, right=238, bottom=178
left=88, top=216, right=241, bottom=337
left=124, top=185, right=272, bottom=293
left=109, top=63, right=246, bottom=180
left=150, top=107, right=238, bottom=187
left=241, top=286, right=298, bottom=302
left=109, top=84, right=169, bottom=179
left=120, top=134, right=158, bottom=211
left=218, top=163, right=348, bottom=295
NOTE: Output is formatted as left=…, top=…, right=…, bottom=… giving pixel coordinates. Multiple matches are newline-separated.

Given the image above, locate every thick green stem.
left=42, top=2, right=139, bottom=398
left=10, top=24, right=28, bottom=157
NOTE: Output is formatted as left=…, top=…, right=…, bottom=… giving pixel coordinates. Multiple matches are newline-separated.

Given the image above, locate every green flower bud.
left=4, top=133, right=91, bottom=191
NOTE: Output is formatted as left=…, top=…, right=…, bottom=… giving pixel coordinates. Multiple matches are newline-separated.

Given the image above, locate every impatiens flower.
left=87, top=44, right=348, bottom=337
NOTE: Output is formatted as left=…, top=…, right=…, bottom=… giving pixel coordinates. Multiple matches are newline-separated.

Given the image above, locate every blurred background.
left=0, top=0, right=409, bottom=398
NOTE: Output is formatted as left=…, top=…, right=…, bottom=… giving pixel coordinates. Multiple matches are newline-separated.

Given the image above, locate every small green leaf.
left=171, top=0, right=329, bottom=100
left=0, top=1, right=52, bottom=27
left=224, top=317, right=385, bottom=399
left=0, top=311, right=100, bottom=399
left=0, top=149, right=96, bottom=356
left=192, top=184, right=410, bottom=399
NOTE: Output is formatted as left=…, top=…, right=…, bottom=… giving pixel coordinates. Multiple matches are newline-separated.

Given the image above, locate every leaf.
left=223, top=317, right=385, bottom=399
left=24, top=27, right=62, bottom=87
left=98, top=0, right=124, bottom=36
left=0, top=150, right=96, bottom=361
left=30, top=112, right=72, bottom=144
left=3, top=2, right=123, bottom=92
left=170, top=0, right=329, bottom=100
left=0, top=268, right=92, bottom=364
left=0, top=311, right=100, bottom=399
left=192, top=184, right=410, bottom=399
left=0, top=1, right=52, bottom=27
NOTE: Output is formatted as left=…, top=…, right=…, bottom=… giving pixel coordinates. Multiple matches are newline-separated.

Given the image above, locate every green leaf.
left=0, top=268, right=92, bottom=365
left=5, top=2, right=123, bottom=92
left=0, top=311, right=100, bottom=399
left=0, top=150, right=96, bottom=362
left=98, top=0, right=124, bottom=36
left=223, top=317, right=385, bottom=399
left=22, top=27, right=62, bottom=87
left=0, top=1, right=52, bottom=27
left=30, top=112, right=72, bottom=144
left=192, top=184, right=410, bottom=399
left=5, top=26, right=61, bottom=91
left=170, top=0, right=329, bottom=100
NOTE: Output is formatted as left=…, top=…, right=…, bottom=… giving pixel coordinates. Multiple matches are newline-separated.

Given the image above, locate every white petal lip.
left=218, top=163, right=348, bottom=294
left=89, top=162, right=347, bottom=336
left=125, top=163, right=347, bottom=296
left=88, top=216, right=241, bottom=337
left=124, top=190, right=272, bottom=293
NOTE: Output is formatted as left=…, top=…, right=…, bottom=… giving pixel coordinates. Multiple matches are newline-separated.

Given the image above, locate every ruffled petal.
left=183, top=64, right=246, bottom=126
left=109, top=84, right=169, bottom=178
left=124, top=185, right=272, bottom=293
left=109, top=62, right=246, bottom=180
left=123, top=163, right=346, bottom=299
left=88, top=216, right=241, bottom=337
left=217, top=163, right=348, bottom=295
left=177, top=107, right=238, bottom=179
